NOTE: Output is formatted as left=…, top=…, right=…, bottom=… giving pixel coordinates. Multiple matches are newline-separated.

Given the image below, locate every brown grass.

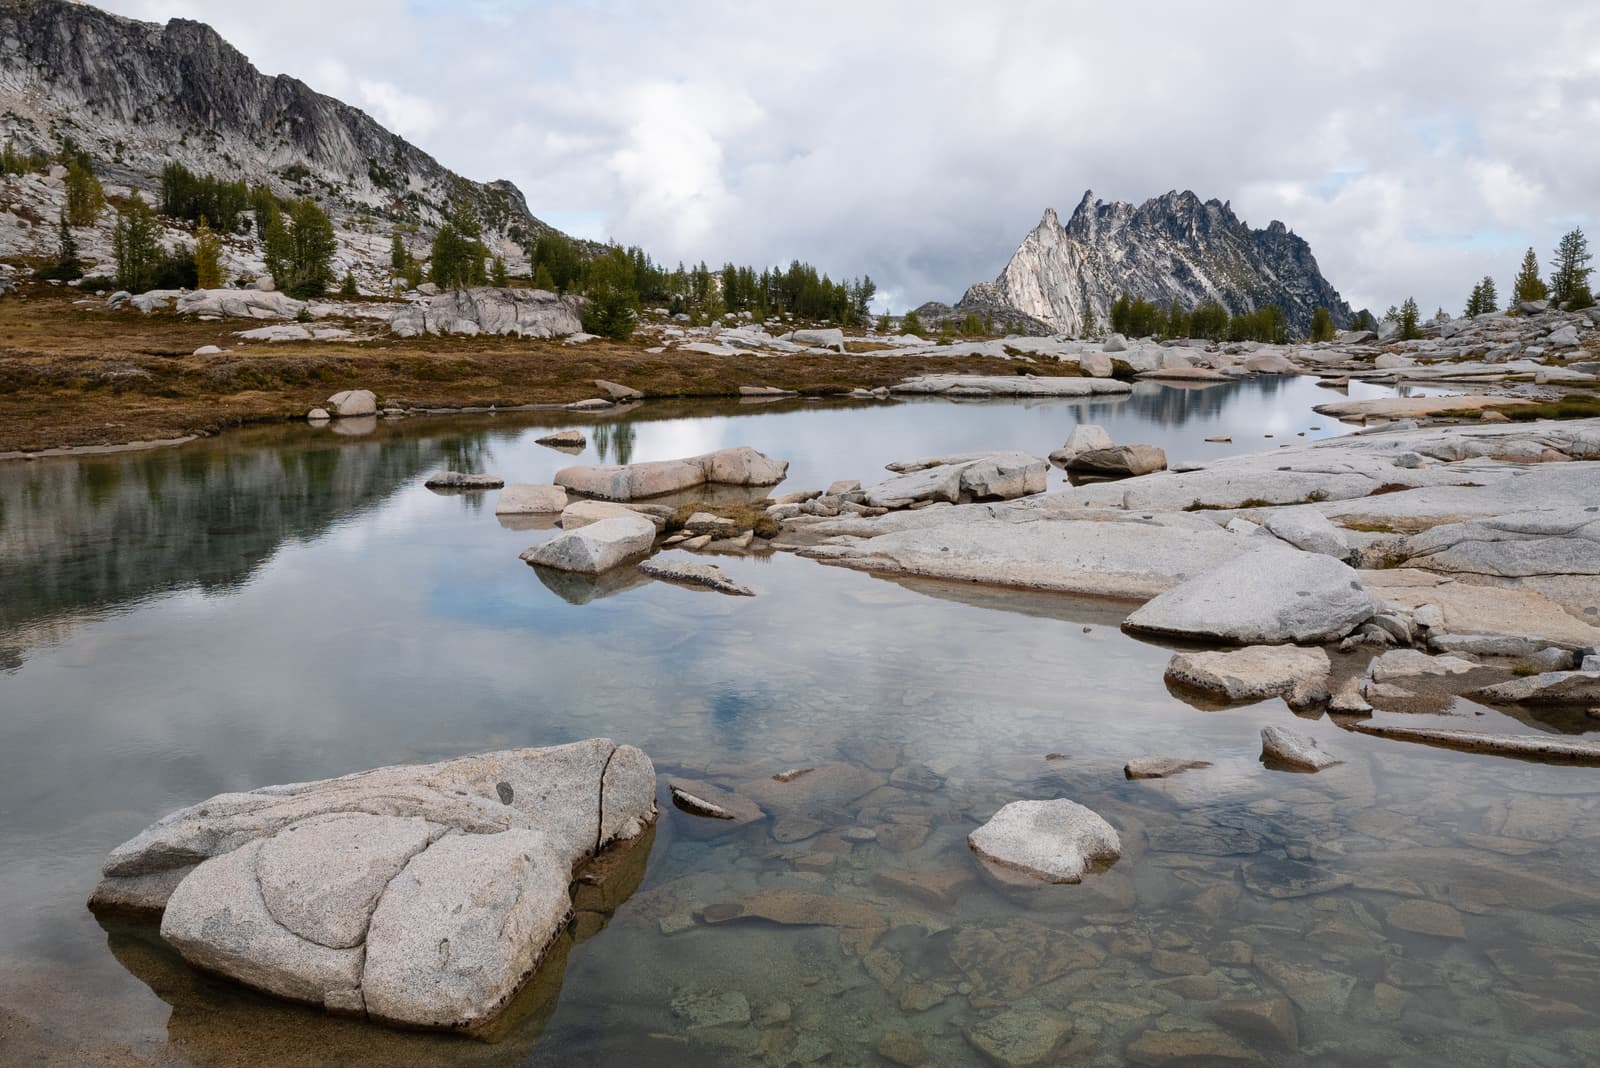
left=0, top=284, right=1082, bottom=453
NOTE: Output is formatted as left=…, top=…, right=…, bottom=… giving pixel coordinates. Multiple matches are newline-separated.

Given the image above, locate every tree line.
left=1104, top=294, right=1344, bottom=344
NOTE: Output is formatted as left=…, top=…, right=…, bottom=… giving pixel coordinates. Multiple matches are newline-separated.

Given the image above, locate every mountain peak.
left=960, top=189, right=1352, bottom=337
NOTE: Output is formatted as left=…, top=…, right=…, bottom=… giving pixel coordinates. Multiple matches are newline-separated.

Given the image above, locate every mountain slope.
left=957, top=190, right=1354, bottom=337
left=0, top=0, right=558, bottom=272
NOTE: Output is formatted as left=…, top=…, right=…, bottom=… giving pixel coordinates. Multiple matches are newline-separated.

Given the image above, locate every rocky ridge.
left=941, top=190, right=1355, bottom=337
left=0, top=0, right=565, bottom=285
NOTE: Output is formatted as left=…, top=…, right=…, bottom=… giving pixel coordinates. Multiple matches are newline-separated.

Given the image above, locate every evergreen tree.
left=1477, top=275, right=1498, bottom=314
left=1464, top=282, right=1485, bottom=318
left=875, top=314, right=891, bottom=333
left=340, top=270, right=358, bottom=297
left=1512, top=246, right=1547, bottom=305
left=579, top=246, right=639, bottom=340
left=900, top=310, right=923, bottom=337
left=1397, top=297, right=1421, bottom=341
left=194, top=216, right=223, bottom=289
left=41, top=210, right=82, bottom=281
left=1550, top=227, right=1594, bottom=309
left=63, top=156, right=105, bottom=227
left=532, top=264, right=557, bottom=291
left=1309, top=307, right=1335, bottom=342
left=264, top=198, right=335, bottom=298
left=490, top=255, right=509, bottom=288
left=111, top=191, right=161, bottom=293
left=390, top=233, right=409, bottom=277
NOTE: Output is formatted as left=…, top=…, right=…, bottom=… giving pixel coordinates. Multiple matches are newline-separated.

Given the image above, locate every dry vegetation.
left=0, top=284, right=1065, bottom=453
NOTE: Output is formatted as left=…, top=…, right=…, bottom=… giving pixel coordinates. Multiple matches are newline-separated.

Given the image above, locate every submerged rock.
left=1260, top=725, right=1340, bottom=771
left=967, top=799, right=1121, bottom=883
left=1124, top=757, right=1213, bottom=780
left=863, top=451, right=1048, bottom=507
left=1164, top=645, right=1331, bottom=707
left=1367, top=649, right=1476, bottom=681
left=1351, top=722, right=1600, bottom=764
left=1124, top=549, right=1375, bottom=645
left=521, top=514, right=657, bottom=574
left=89, top=740, right=656, bottom=1031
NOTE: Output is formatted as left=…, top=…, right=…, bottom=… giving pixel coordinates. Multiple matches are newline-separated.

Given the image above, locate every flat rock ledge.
left=1124, top=757, right=1213, bottom=780
left=1125, top=549, right=1375, bottom=645
left=1164, top=645, right=1332, bottom=708
left=1260, top=725, right=1340, bottom=772
left=638, top=558, right=754, bottom=596
left=87, top=740, right=657, bottom=1032
left=424, top=471, right=504, bottom=490
left=1470, top=670, right=1600, bottom=706
left=556, top=446, right=788, bottom=501
left=1351, top=723, right=1600, bottom=765
left=967, top=799, right=1121, bottom=884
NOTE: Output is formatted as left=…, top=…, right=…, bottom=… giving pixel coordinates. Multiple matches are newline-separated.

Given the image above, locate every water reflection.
left=4, top=379, right=1589, bottom=1067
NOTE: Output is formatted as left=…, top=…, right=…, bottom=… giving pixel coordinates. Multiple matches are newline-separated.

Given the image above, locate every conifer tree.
left=340, top=270, right=358, bottom=297
left=1512, top=247, right=1547, bottom=305
left=900, top=310, right=923, bottom=337
left=62, top=151, right=105, bottom=226
left=44, top=210, right=82, bottom=281
left=579, top=245, right=639, bottom=340
left=1464, top=282, right=1485, bottom=318
left=1477, top=275, right=1497, bottom=314
left=111, top=192, right=160, bottom=292
left=1550, top=227, right=1593, bottom=309
left=532, top=263, right=556, bottom=292
left=390, top=233, right=409, bottom=277
left=490, top=255, right=508, bottom=288
left=1309, top=307, right=1334, bottom=342
left=1397, top=297, right=1421, bottom=341
left=194, top=216, right=223, bottom=289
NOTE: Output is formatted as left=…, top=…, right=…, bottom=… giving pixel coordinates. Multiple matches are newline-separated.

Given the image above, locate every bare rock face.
left=90, top=740, right=657, bottom=1031
left=555, top=447, right=788, bottom=500
left=967, top=799, right=1121, bottom=883
left=388, top=288, right=583, bottom=339
left=953, top=191, right=1353, bottom=338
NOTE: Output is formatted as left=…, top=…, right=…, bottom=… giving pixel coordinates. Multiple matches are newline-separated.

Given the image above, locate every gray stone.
left=556, top=446, right=788, bottom=500
left=1049, top=424, right=1115, bottom=466
left=1065, top=444, right=1168, bottom=478
left=522, top=515, right=656, bottom=574
left=559, top=500, right=669, bottom=531
left=1125, top=549, right=1375, bottom=645
left=1471, top=671, right=1600, bottom=706
left=967, top=799, right=1121, bottom=883
left=534, top=429, right=587, bottom=449
left=964, top=1008, right=1072, bottom=1067
left=1124, top=757, right=1213, bottom=780
left=326, top=389, right=377, bottom=417
left=97, top=740, right=656, bottom=1031
left=1262, top=505, right=1352, bottom=561
left=1351, top=722, right=1600, bottom=764
left=1260, top=725, right=1340, bottom=771
left=1165, top=645, right=1331, bottom=706
left=594, top=379, right=643, bottom=400
left=638, top=558, right=754, bottom=596
left=1368, top=649, right=1476, bottom=682
left=306, top=407, right=330, bottom=422
left=495, top=484, right=569, bottom=515
left=1547, top=325, right=1580, bottom=348
left=424, top=471, right=504, bottom=490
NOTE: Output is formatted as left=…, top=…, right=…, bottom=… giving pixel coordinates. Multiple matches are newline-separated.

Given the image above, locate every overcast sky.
left=105, top=1, right=1600, bottom=316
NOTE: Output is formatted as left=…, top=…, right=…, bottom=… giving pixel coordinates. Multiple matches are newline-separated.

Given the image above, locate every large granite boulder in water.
left=89, top=740, right=656, bottom=1032
left=1124, top=548, right=1375, bottom=645
left=556, top=446, right=788, bottom=500
left=521, top=514, right=657, bottom=574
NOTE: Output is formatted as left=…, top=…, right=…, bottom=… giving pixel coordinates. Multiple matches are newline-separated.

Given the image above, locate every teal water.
left=1, top=379, right=1596, bottom=1067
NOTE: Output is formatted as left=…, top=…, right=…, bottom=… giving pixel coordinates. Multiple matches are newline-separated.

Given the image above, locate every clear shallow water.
left=2, top=377, right=1597, bottom=1067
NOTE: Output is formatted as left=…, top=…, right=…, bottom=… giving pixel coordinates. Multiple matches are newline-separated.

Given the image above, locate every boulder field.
left=88, top=740, right=657, bottom=1032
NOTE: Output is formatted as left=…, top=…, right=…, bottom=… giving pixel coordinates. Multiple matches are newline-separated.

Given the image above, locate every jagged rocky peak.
left=0, top=0, right=563, bottom=271
left=957, top=188, right=1353, bottom=338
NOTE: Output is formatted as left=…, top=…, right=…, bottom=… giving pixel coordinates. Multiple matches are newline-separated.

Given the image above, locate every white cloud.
left=99, top=0, right=1600, bottom=317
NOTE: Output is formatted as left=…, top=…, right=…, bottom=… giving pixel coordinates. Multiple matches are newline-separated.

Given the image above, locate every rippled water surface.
left=2, top=377, right=1597, bottom=1067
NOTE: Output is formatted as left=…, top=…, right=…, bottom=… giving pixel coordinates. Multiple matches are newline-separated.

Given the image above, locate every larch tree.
left=1512, top=246, right=1548, bottom=305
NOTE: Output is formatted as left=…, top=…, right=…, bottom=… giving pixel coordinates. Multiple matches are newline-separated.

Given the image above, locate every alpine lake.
left=2, top=376, right=1598, bottom=1067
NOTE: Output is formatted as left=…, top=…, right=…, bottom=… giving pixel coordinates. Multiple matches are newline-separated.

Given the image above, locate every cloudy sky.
left=105, top=0, right=1600, bottom=316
